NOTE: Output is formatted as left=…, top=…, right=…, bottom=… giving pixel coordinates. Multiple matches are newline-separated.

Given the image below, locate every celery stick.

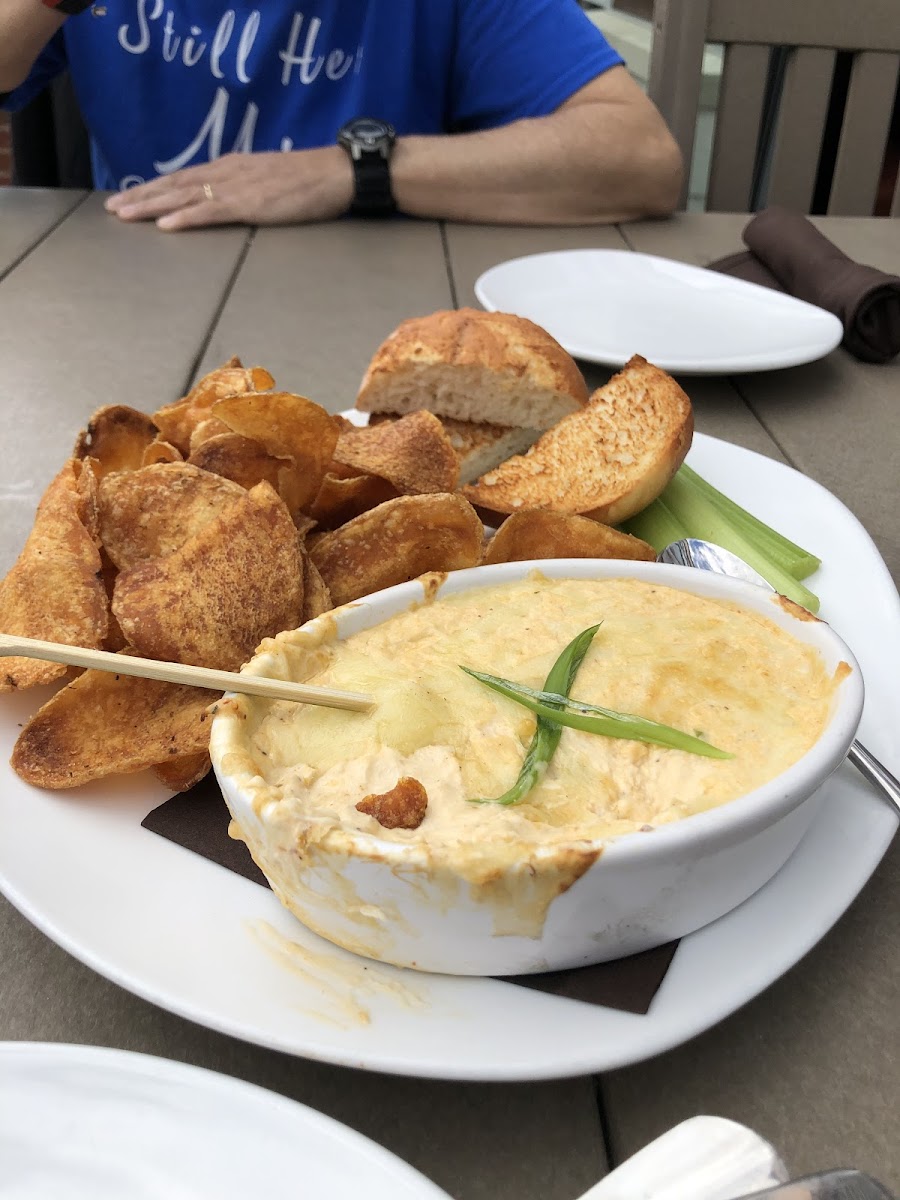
left=679, top=464, right=820, bottom=580
left=621, top=498, right=688, bottom=551
left=661, top=472, right=820, bottom=612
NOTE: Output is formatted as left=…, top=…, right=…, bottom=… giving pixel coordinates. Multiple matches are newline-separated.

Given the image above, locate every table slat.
left=196, top=220, right=453, bottom=414
left=0, top=188, right=85, bottom=279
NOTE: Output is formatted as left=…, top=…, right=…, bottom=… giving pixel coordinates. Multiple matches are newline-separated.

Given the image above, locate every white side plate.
left=0, top=434, right=896, bottom=1082
left=0, top=1042, right=451, bottom=1199
left=474, top=250, right=844, bottom=373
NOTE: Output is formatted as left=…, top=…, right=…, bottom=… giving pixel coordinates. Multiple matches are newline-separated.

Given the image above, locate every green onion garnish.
left=468, top=623, right=600, bottom=806
left=461, top=670, right=732, bottom=761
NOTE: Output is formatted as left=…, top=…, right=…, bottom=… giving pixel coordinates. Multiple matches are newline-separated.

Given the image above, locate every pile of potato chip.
left=1, top=356, right=654, bottom=792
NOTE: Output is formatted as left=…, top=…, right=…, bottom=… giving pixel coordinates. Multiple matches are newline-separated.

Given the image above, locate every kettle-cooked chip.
left=188, top=418, right=232, bottom=455
left=73, top=406, right=160, bottom=479
left=213, top=392, right=338, bottom=513
left=98, top=551, right=127, bottom=652
left=153, top=751, right=212, bottom=792
left=483, top=510, right=656, bottom=566
left=300, top=547, right=332, bottom=621
left=309, top=492, right=483, bottom=607
left=99, top=463, right=246, bottom=571
left=333, top=410, right=459, bottom=495
left=0, top=460, right=107, bottom=693
left=113, top=482, right=303, bottom=671
left=11, top=667, right=217, bottom=789
left=142, top=438, right=183, bottom=467
left=306, top=471, right=397, bottom=529
left=152, top=360, right=275, bottom=454
left=187, top=432, right=283, bottom=494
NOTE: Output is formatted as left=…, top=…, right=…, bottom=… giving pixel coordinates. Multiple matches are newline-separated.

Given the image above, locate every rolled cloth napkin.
left=711, top=206, right=900, bottom=363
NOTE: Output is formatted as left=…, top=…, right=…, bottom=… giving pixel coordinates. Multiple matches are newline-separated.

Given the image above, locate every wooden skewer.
left=0, top=633, right=374, bottom=713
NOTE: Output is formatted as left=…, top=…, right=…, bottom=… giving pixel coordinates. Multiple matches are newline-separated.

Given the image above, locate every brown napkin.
left=142, top=773, right=678, bottom=1015
left=711, top=206, right=900, bottom=364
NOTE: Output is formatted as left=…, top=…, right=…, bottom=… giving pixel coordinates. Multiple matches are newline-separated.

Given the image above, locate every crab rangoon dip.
left=211, top=560, right=862, bottom=975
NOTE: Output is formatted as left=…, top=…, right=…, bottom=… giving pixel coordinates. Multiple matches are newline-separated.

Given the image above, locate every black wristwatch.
left=337, top=118, right=397, bottom=218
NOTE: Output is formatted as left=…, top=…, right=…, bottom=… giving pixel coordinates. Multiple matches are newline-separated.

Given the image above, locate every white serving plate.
left=0, top=433, right=896, bottom=1082
left=0, top=1042, right=450, bottom=1199
left=474, top=249, right=844, bottom=373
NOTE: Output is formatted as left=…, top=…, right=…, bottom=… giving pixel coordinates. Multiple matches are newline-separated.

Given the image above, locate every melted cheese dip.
left=246, top=578, right=839, bottom=855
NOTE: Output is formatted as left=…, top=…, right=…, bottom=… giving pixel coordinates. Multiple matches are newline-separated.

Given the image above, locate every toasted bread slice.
left=461, top=356, right=693, bottom=526
left=439, top=418, right=541, bottom=485
left=356, top=308, right=588, bottom=429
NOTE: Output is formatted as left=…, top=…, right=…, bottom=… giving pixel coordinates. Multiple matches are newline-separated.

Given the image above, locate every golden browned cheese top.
left=236, top=577, right=843, bottom=869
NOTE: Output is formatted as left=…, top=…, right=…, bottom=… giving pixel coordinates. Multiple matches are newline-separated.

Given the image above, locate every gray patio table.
left=0, top=190, right=897, bottom=1199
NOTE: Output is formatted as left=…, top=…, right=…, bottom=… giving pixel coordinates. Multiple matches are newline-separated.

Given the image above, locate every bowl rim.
left=211, top=559, right=864, bottom=870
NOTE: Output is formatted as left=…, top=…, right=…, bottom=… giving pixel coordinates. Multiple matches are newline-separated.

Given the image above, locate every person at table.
left=0, top=0, right=683, bottom=230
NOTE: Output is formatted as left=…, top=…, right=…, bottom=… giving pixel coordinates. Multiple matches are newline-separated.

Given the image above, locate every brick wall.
left=0, top=112, right=12, bottom=186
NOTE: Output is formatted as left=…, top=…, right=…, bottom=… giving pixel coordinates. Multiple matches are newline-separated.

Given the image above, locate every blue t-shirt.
left=4, top=1, right=623, bottom=191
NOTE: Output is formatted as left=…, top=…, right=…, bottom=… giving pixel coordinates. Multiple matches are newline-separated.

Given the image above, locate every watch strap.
left=349, top=152, right=396, bottom=218
left=42, top=0, right=94, bottom=13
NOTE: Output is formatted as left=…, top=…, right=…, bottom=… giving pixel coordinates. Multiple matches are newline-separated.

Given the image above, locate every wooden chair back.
left=648, top=0, right=900, bottom=214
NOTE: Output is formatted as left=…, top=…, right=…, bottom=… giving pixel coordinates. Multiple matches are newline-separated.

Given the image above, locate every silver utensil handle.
left=848, top=741, right=900, bottom=817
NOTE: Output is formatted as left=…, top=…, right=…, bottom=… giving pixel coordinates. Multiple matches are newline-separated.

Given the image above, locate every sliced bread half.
left=356, top=308, right=588, bottom=429
left=461, top=356, right=693, bottom=526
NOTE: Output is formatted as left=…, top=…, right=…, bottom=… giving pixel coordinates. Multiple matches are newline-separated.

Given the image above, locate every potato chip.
left=188, top=417, right=232, bottom=455
left=141, top=439, right=183, bottom=467
left=187, top=433, right=282, bottom=494
left=0, top=460, right=107, bottom=693
left=309, top=493, right=483, bottom=607
left=293, top=514, right=317, bottom=540
left=74, top=456, right=102, bottom=544
left=333, top=410, right=459, bottom=495
left=306, top=472, right=397, bottom=529
left=300, top=548, right=332, bottom=621
left=113, top=482, right=303, bottom=671
left=153, top=751, right=211, bottom=792
left=483, top=510, right=656, bottom=566
left=99, top=463, right=246, bottom=572
left=73, top=406, right=160, bottom=479
left=213, top=392, right=338, bottom=512
left=152, top=361, right=275, bottom=454
left=98, top=551, right=127, bottom=652
left=11, top=667, right=217, bottom=789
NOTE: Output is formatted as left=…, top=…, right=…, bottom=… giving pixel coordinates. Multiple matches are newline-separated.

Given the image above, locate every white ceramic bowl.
left=210, top=560, right=863, bottom=976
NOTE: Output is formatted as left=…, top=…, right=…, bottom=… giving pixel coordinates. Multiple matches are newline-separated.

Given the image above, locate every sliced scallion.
left=461, top=669, right=732, bottom=760
left=468, top=623, right=600, bottom=806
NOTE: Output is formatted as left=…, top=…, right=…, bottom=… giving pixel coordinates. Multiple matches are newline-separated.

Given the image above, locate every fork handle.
left=848, top=741, right=900, bottom=817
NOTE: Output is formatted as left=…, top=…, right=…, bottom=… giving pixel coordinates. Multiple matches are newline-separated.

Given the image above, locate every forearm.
left=392, top=105, right=682, bottom=226
left=0, top=0, right=63, bottom=93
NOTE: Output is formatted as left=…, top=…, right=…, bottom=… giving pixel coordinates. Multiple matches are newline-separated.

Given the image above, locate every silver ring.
left=202, top=183, right=214, bottom=202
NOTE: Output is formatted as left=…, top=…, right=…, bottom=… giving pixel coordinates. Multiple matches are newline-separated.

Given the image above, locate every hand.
left=104, top=148, right=355, bottom=231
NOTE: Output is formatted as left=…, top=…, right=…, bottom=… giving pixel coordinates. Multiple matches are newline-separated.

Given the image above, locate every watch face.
left=338, top=118, right=396, bottom=155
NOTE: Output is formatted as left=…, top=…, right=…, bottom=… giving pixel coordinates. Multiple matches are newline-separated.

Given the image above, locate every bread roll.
left=356, top=308, right=588, bottom=430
